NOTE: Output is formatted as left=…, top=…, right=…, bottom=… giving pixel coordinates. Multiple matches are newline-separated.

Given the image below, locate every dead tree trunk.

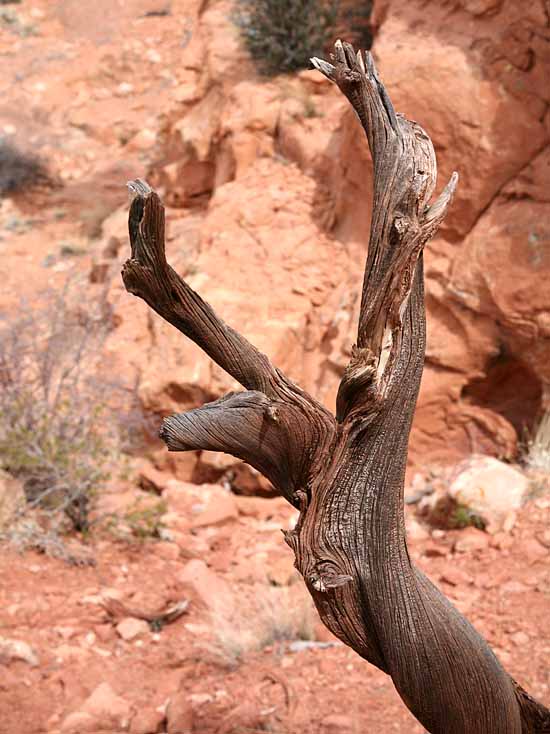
left=122, top=41, right=550, bottom=734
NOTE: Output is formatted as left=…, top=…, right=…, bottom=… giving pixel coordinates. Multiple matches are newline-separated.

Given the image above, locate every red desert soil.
left=0, top=498, right=549, bottom=734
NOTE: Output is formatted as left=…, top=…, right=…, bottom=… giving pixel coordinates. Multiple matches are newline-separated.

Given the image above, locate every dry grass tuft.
left=208, top=584, right=318, bottom=666
left=526, top=412, right=550, bottom=473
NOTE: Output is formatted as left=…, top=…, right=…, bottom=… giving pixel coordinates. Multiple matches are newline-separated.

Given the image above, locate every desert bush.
left=234, top=0, right=339, bottom=76
left=233, top=0, right=373, bottom=77
left=0, top=7, right=36, bottom=37
left=448, top=504, right=485, bottom=530
left=0, top=140, right=50, bottom=196
left=0, top=282, right=136, bottom=538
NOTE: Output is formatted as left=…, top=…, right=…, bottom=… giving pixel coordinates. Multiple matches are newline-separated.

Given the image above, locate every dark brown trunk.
left=122, top=41, right=550, bottom=734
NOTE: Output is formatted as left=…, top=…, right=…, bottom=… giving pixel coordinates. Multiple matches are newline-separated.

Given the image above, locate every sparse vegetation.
left=449, top=504, right=485, bottom=531
left=0, top=282, right=136, bottom=543
left=59, top=241, right=87, bottom=257
left=339, top=2, right=374, bottom=51
left=0, top=6, right=36, bottom=36
left=121, top=499, right=167, bottom=540
left=0, top=140, right=50, bottom=197
left=418, top=490, right=486, bottom=531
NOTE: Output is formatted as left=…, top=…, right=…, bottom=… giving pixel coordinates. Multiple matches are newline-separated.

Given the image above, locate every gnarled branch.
left=122, top=42, right=549, bottom=734
left=160, top=391, right=322, bottom=505
left=122, top=180, right=335, bottom=505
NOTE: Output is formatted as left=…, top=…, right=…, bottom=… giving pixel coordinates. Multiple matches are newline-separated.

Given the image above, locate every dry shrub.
left=209, top=584, right=318, bottom=666
left=0, top=281, right=142, bottom=544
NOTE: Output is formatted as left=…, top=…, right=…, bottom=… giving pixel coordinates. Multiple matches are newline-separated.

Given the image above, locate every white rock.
left=0, top=637, right=39, bottom=666
left=449, top=456, right=529, bottom=533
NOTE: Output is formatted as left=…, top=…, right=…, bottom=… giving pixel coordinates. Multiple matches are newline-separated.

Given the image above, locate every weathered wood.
left=122, top=41, right=550, bottom=734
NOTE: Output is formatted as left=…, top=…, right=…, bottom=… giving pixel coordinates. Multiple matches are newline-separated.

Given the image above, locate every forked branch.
left=122, top=41, right=549, bottom=734
left=160, top=391, right=320, bottom=503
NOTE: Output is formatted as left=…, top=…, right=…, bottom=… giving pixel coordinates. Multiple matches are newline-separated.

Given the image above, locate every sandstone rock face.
left=346, top=0, right=550, bottom=465
left=448, top=456, right=530, bottom=533
left=3, top=0, right=547, bottom=473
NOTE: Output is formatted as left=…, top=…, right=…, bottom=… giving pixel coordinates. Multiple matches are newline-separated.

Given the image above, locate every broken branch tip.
left=127, top=178, right=153, bottom=199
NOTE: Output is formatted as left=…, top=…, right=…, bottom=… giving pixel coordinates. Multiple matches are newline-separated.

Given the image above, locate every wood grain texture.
left=122, top=41, right=549, bottom=734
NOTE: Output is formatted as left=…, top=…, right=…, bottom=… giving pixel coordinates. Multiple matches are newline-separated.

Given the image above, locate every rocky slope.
left=0, top=483, right=548, bottom=734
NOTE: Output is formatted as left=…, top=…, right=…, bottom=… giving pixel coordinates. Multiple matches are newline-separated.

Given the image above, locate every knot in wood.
left=307, top=561, right=353, bottom=594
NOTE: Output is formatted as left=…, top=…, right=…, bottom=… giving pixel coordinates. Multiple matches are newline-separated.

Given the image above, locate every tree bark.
left=122, top=41, right=550, bottom=734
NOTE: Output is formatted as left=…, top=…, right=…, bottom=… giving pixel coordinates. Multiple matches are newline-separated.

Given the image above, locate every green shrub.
left=234, top=0, right=339, bottom=76
left=449, top=504, right=485, bottom=531
left=340, top=2, right=373, bottom=51
left=233, top=1, right=373, bottom=77
left=123, top=500, right=167, bottom=540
